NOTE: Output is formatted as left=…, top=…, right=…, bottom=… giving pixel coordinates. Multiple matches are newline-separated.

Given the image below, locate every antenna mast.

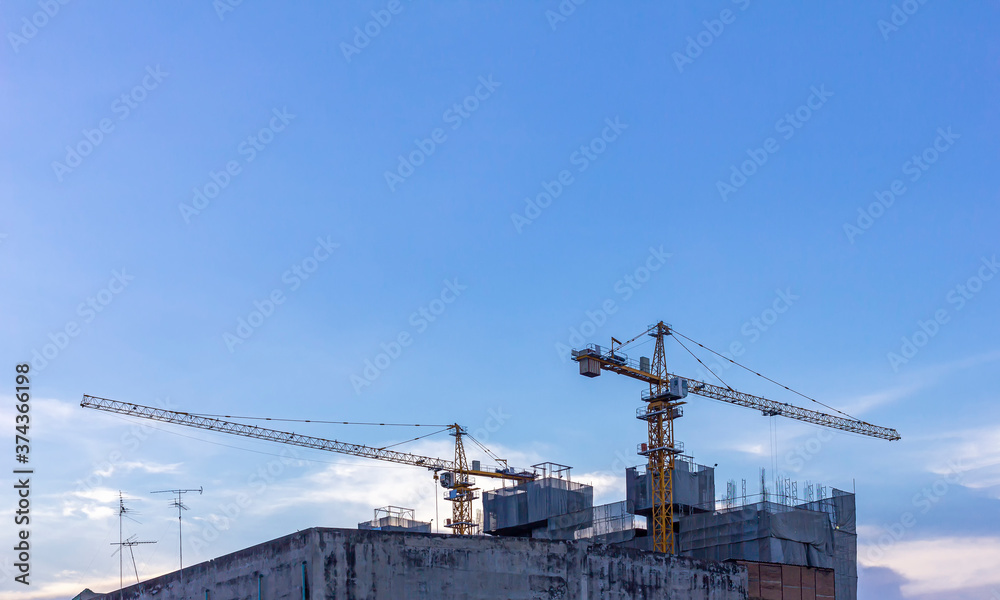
left=151, top=487, right=203, bottom=571
left=112, top=492, right=155, bottom=595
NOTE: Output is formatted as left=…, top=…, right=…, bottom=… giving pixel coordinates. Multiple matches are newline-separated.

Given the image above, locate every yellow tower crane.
left=571, top=321, right=900, bottom=555
left=80, top=395, right=537, bottom=535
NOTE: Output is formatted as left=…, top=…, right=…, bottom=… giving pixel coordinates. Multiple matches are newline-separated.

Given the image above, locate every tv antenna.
left=112, top=492, right=156, bottom=594
left=151, top=486, right=202, bottom=571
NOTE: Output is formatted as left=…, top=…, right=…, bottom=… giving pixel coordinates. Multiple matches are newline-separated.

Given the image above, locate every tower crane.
left=80, top=395, right=537, bottom=535
left=571, top=321, right=900, bottom=555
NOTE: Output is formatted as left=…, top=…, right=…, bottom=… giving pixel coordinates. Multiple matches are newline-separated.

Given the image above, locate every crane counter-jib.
left=79, top=395, right=524, bottom=475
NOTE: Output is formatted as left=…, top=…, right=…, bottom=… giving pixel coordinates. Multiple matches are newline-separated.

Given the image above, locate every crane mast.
left=640, top=322, right=682, bottom=555
left=572, top=321, right=900, bottom=554
left=80, top=395, right=535, bottom=535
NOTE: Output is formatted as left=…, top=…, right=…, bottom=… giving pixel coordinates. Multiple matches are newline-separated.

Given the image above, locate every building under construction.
left=76, top=322, right=893, bottom=600
left=77, top=458, right=848, bottom=600
left=479, top=457, right=855, bottom=599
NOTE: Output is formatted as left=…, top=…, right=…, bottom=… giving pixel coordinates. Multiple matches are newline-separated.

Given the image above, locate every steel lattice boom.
left=573, top=346, right=900, bottom=441
left=79, top=395, right=537, bottom=482
left=681, top=378, right=900, bottom=440
left=81, top=395, right=462, bottom=470
left=81, top=395, right=539, bottom=537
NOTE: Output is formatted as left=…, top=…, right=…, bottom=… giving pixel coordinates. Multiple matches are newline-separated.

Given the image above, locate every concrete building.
left=86, top=527, right=747, bottom=600
left=81, top=460, right=855, bottom=599
left=482, top=458, right=856, bottom=599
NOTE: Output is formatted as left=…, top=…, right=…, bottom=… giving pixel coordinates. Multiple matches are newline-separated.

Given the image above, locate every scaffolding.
left=626, top=456, right=716, bottom=518
left=358, top=506, right=432, bottom=533
left=483, top=474, right=593, bottom=537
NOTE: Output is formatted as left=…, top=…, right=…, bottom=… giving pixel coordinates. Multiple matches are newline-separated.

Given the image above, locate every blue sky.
left=1, top=1, right=999, bottom=598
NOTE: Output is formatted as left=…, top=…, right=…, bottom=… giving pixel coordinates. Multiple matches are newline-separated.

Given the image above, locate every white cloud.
left=860, top=536, right=1000, bottom=597
left=836, top=380, right=928, bottom=416
left=836, top=349, right=1000, bottom=416
left=92, top=460, right=182, bottom=478
left=575, top=471, right=625, bottom=505
left=729, top=442, right=767, bottom=457
left=921, top=427, right=1000, bottom=498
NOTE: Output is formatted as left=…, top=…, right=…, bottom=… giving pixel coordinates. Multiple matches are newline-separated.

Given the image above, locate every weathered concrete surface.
left=92, top=528, right=747, bottom=600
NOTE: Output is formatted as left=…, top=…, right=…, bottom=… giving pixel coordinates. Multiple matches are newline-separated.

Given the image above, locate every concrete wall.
left=93, top=527, right=747, bottom=600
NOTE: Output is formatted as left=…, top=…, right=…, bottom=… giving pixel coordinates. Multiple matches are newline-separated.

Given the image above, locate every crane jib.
left=573, top=353, right=900, bottom=441
left=79, top=395, right=539, bottom=480
left=80, top=395, right=457, bottom=471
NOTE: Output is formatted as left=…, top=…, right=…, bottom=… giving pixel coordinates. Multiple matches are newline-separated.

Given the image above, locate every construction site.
left=75, top=322, right=899, bottom=600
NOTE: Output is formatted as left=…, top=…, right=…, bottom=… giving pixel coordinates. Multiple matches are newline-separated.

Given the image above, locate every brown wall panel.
left=761, top=564, right=783, bottom=600
left=801, top=568, right=816, bottom=600
left=736, top=560, right=836, bottom=600
left=816, top=569, right=836, bottom=599
left=782, top=564, right=803, bottom=600
left=747, top=562, right=761, bottom=598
